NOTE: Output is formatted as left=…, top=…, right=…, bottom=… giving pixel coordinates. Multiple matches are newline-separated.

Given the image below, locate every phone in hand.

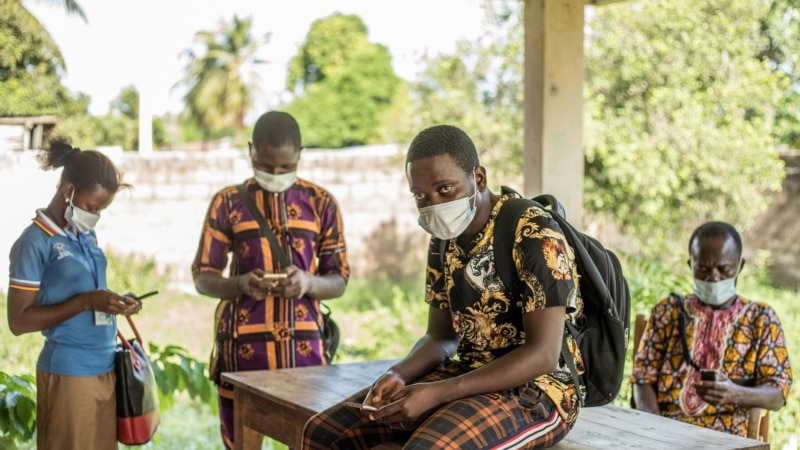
left=344, top=401, right=378, bottom=412
left=261, top=273, right=288, bottom=281
left=700, top=369, right=717, bottom=381
left=135, top=290, right=159, bottom=301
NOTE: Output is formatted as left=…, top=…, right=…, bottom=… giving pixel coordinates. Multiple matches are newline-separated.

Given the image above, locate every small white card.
left=94, top=311, right=113, bottom=326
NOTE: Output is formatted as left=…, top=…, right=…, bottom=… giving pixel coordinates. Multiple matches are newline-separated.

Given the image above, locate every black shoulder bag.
left=235, top=183, right=340, bottom=364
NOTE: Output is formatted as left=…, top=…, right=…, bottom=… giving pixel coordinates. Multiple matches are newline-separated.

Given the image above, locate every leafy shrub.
left=148, top=344, right=217, bottom=413
left=0, top=372, right=35, bottom=449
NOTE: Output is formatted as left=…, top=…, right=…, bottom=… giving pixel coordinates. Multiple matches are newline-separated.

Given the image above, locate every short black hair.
left=252, top=111, right=302, bottom=149
left=689, top=221, right=743, bottom=259
left=406, top=124, right=479, bottom=175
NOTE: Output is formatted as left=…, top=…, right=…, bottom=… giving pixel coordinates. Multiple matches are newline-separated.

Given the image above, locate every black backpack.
left=493, top=187, right=631, bottom=407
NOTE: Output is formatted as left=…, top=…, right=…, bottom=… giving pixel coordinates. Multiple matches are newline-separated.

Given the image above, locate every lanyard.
left=64, top=227, right=100, bottom=289
left=46, top=207, right=100, bottom=288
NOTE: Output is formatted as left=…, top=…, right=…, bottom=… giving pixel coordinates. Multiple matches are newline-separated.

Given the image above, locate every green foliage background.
left=584, top=0, right=787, bottom=257
left=285, top=13, right=400, bottom=148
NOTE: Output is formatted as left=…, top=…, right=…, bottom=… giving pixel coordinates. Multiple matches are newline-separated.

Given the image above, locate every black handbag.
left=235, top=183, right=340, bottom=363
left=115, top=315, right=160, bottom=445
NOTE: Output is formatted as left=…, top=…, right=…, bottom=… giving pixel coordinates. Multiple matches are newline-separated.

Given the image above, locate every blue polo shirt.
left=8, top=209, right=116, bottom=376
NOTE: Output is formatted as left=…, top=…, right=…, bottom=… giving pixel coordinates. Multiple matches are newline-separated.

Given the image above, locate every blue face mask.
left=417, top=175, right=478, bottom=240
left=64, top=190, right=100, bottom=233
left=693, top=276, right=737, bottom=306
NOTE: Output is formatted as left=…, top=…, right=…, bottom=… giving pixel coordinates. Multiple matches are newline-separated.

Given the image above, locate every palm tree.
left=32, top=0, right=87, bottom=21
left=175, top=15, right=270, bottom=142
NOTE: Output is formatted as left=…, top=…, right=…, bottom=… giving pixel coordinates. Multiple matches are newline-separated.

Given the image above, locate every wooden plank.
left=224, top=360, right=394, bottom=449
left=557, top=405, right=769, bottom=450
left=224, top=360, right=769, bottom=450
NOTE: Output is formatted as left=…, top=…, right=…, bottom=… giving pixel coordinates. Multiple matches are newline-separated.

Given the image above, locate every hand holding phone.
left=136, top=290, right=159, bottom=301
left=700, top=369, right=717, bottom=381
left=261, top=273, right=288, bottom=281
left=344, top=401, right=378, bottom=412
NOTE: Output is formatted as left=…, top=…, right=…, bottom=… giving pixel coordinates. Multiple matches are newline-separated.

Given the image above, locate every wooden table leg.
left=234, top=389, right=264, bottom=450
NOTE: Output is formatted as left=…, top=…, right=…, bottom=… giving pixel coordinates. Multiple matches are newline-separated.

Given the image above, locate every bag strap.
left=236, top=183, right=291, bottom=268
left=673, top=293, right=702, bottom=371
left=117, top=315, right=145, bottom=364
left=235, top=183, right=326, bottom=334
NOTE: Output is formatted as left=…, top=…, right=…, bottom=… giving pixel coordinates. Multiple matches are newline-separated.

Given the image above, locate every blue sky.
left=23, top=0, right=485, bottom=117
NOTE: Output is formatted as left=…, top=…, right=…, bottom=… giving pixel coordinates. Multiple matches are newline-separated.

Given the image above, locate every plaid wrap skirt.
left=302, top=361, right=571, bottom=450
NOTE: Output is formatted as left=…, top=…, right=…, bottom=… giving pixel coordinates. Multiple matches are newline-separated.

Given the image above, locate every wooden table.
left=222, top=360, right=768, bottom=450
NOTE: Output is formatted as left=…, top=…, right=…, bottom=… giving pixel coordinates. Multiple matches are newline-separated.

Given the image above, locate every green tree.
left=30, top=0, right=86, bottom=21
left=584, top=0, right=787, bottom=257
left=759, top=0, right=800, bottom=147
left=175, top=15, right=269, bottom=142
left=385, top=2, right=525, bottom=181
left=284, top=13, right=399, bottom=148
left=399, top=0, right=788, bottom=258
left=0, top=0, right=72, bottom=116
left=55, top=86, right=167, bottom=151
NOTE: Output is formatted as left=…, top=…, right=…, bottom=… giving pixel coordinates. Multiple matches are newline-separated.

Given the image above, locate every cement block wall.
left=1, top=145, right=430, bottom=293
left=3, top=147, right=798, bottom=293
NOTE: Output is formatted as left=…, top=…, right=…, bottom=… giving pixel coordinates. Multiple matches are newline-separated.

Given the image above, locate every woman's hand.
left=90, top=290, right=141, bottom=315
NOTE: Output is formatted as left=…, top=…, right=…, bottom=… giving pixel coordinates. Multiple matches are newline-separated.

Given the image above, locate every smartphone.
left=136, top=290, right=159, bottom=301
left=261, top=273, right=288, bottom=280
left=700, top=369, right=717, bottom=381
left=344, top=401, right=378, bottom=412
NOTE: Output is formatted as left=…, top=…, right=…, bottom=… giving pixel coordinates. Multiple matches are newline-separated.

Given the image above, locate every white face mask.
left=254, top=169, right=297, bottom=192
left=64, top=190, right=100, bottom=233
left=693, top=277, right=737, bottom=306
left=417, top=176, right=478, bottom=240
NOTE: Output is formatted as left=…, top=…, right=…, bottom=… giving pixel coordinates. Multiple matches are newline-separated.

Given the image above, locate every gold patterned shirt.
left=425, top=193, right=584, bottom=425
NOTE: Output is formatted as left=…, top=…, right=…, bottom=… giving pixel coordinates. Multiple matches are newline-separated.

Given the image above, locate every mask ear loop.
left=66, top=186, right=76, bottom=206
left=469, top=168, right=479, bottom=209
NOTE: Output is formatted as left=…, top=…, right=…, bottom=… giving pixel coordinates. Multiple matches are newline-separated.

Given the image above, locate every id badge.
left=94, top=311, right=113, bottom=326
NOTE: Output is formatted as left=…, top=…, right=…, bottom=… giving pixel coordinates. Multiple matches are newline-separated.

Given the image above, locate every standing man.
left=192, top=111, right=350, bottom=449
left=631, top=221, right=792, bottom=437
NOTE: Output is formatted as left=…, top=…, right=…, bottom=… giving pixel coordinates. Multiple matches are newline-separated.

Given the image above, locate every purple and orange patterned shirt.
left=192, top=178, right=349, bottom=383
left=631, top=294, right=792, bottom=437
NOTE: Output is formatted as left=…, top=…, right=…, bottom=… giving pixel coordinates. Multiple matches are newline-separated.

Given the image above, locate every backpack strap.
left=497, top=187, right=585, bottom=405
left=493, top=188, right=535, bottom=291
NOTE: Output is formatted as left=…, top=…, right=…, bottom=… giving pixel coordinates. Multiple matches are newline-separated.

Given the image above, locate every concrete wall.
left=3, top=147, right=798, bottom=292
left=1, top=145, right=430, bottom=293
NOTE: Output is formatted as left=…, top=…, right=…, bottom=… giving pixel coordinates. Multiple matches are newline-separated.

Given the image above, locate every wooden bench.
left=222, top=360, right=768, bottom=450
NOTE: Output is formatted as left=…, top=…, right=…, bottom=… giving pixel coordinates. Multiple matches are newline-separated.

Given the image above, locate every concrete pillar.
left=138, top=82, right=153, bottom=154
left=523, top=0, right=585, bottom=227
